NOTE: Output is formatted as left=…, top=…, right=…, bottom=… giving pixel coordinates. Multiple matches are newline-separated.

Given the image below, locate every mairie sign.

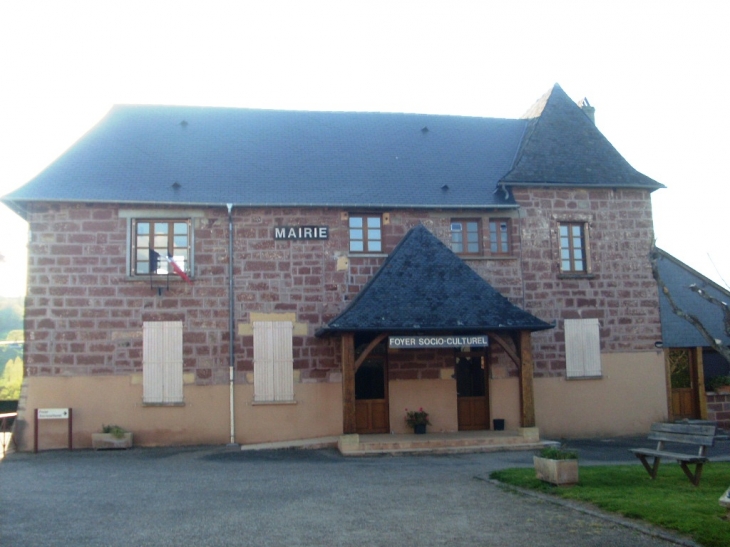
left=389, top=335, right=489, bottom=349
left=274, top=226, right=329, bottom=240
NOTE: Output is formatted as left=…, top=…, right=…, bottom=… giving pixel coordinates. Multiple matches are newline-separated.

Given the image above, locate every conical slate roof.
left=317, top=225, right=553, bottom=334
left=501, top=84, right=663, bottom=190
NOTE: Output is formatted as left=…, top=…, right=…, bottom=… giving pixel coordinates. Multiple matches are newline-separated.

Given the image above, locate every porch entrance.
left=355, top=344, right=389, bottom=434
left=456, top=351, right=489, bottom=430
left=668, top=348, right=700, bottom=420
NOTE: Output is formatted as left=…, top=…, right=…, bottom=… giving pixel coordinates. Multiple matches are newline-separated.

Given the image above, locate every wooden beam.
left=487, top=332, right=519, bottom=366
left=354, top=332, right=388, bottom=371
left=695, top=347, right=708, bottom=420
left=518, top=330, right=536, bottom=428
left=341, top=333, right=356, bottom=434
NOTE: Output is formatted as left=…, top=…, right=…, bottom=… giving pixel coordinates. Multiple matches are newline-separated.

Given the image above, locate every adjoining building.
left=1, top=84, right=669, bottom=450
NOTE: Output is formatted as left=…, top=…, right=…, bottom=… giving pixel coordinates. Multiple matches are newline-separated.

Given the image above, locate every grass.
left=491, top=463, right=730, bottom=547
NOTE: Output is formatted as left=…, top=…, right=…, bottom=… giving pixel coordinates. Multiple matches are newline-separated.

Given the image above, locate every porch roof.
left=316, top=225, right=553, bottom=335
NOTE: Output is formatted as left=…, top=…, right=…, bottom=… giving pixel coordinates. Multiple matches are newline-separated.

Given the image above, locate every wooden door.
left=355, top=357, right=389, bottom=434
left=456, top=353, right=489, bottom=430
left=669, top=348, right=699, bottom=420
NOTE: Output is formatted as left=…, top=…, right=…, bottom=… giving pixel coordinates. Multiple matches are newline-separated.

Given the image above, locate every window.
left=559, top=222, right=587, bottom=273
left=349, top=215, right=382, bottom=253
left=564, top=318, right=601, bottom=378
left=253, top=321, right=294, bottom=402
left=450, top=219, right=481, bottom=255
left=132, top=219, right=191, bottom=277
left=143, top=321, right=184, bottom=404
left=489, top=219, right=510, bottom=255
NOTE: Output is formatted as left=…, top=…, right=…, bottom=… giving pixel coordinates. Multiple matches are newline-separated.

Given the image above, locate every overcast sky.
left=1, top=1, right=728, bottom=297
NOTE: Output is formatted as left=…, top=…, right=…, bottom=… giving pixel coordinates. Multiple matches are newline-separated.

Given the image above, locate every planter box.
left=533, top=456, right=579, bottom=485
left=91, top=432, right=133, bottom=450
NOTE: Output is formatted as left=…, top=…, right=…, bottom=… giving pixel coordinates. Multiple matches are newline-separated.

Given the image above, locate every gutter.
left=226, top=203, right=238, bottom=447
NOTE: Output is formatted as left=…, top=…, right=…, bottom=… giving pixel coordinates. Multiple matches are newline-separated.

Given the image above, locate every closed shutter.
left=253, top=321, right=294, bottom=402
left=564, top=318, right=602, bottom=378
left=143, top=321, right=184, bottom=403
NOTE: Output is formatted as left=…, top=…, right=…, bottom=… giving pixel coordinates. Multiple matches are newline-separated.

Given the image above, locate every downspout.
left=227, top=203, right=238, bottom=447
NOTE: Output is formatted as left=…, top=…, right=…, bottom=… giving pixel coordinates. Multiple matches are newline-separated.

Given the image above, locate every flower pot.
left=413, top=424, right=427, bottom=434
left=533, top=456, right=578, bottom=486
left=91, top=432, right=133, bottom=450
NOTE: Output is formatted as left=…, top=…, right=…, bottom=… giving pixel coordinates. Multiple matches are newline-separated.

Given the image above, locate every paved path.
left=1, top=437, right=726, bottom=546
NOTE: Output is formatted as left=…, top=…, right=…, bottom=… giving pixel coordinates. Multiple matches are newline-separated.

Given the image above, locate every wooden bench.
left=629, top=422, right=717, bottom=486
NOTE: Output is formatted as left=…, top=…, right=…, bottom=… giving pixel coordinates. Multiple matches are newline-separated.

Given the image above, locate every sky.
left=1, top=1, right=729, bottom=297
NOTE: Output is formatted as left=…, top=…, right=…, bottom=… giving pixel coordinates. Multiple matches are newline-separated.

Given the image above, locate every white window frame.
left=564, top=318, right=602, bottom=378
left=253, top=321, right=294, bottom=402
left=143, top=321, right=184, bottom=404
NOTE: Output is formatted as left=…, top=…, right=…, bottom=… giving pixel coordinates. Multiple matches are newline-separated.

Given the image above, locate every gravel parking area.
left=1, top=437, right=718, bottom=546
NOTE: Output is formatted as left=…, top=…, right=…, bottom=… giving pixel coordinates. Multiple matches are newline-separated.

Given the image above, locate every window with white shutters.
left=564, top=318, right=602, bottom=378
left=253, top=321, right=294, bottom=402
left=143, top=321, right=184, bottom=403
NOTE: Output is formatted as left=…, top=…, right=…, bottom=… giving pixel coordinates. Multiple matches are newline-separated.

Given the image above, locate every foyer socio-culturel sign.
left=388, top=335, right=489, bottom=349
left=274, top=226, right=329, bottom=240
left=37, top=408, right=70, bottom=420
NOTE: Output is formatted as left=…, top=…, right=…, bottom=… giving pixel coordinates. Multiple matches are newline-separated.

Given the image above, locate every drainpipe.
left=227, top=203, right=238, bottom=447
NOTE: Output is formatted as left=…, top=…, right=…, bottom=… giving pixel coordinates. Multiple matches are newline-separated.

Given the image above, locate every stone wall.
left=23, top=188, right=661, bottom=386
left=514, top=187, right=661, bottom=376
left=706, top=392, right=730, bottom=431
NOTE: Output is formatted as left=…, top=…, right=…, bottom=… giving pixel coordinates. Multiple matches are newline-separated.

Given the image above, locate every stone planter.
left=91, top=432, right=133, bottom=450
left=533, top=456, right=579, bottom=485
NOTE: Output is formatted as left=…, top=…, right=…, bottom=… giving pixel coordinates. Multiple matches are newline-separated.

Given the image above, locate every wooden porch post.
left=518, top=330, right=536, bottom=428
left=341, top=332, right=357, bottom=434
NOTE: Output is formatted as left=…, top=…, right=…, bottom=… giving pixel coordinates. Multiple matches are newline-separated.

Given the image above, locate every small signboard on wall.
left=37, top=408, right=70, bottom=420
left=389, top=335, right=489, bottom=349
left=34, top=408, right=73, bottom=453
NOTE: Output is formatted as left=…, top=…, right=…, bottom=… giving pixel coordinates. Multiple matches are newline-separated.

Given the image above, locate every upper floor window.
left=349, top=215, right=382, bottom=253
left=132, top=219, right=191, bottom=277
left=450, top=219, right=481, bottom=255
left=559, top=222, right=587, bottom=273
left=489, top=219, right=510, bottom=255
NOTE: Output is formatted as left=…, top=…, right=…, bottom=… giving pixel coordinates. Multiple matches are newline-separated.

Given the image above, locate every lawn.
left=491, top=463, right=730, bottom=547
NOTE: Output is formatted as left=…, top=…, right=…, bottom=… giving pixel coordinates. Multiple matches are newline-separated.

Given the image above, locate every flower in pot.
left=534, top=446, right=579, bottom=485
left=92, top=424, right=133, bottom=450
left=405, top=408, right=431, bottom=434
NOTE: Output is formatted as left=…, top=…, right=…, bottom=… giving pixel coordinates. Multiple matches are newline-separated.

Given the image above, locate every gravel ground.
left=2, top=436, right=725, bottom=546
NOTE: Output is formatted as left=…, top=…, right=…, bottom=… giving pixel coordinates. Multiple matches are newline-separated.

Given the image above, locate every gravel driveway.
left=2, top=437, right=719, bottom=546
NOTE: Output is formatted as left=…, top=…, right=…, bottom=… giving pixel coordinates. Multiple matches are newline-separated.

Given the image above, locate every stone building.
left=1, top=84, right=669, bottom=450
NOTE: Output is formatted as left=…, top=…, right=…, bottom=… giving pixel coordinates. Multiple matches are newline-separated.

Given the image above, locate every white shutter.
left=564, top=318, right=602, bottom=378
left=253, top=321, right=294, bottom=402
left=143, top=321, right=183, bottom=403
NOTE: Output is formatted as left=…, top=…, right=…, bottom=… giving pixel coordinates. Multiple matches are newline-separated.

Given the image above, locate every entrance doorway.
left=355, top=342, right=389, bottom=434
left=456, top=351, right=489, bottom=430
left=668, top=348, right=700, bottom=420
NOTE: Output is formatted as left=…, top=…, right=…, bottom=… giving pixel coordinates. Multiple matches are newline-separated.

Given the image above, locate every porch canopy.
left=316, top=224, right=552, bottom=433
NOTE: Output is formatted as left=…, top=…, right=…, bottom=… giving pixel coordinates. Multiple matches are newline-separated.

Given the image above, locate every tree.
left=0, top=356, right=22, bottom=400
left=650, top=247, right=730, bottom=365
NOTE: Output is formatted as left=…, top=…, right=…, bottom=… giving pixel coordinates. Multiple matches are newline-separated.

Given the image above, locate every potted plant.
left=533, top=446, right=579, bottom=486
left=707, top=375, right=730, bottom=394
left=91, top=424, right=133, bottom=450
left=405, top=407, right=431, bottom=434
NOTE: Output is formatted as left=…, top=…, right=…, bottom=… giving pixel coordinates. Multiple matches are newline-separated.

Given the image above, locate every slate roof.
left=1, top=107, right=526, bottom=212
left=501, top=84, right=664, bottom=190
left=316, top=225, right=553, bottom=335
left=2, top=84, right=663, bottom=215
left=655, top=248, right=730, bottom=347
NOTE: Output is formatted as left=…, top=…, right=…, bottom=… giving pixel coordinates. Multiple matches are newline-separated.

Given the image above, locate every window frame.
left=564, top=318, right=602, bottom=379
left=130, top=218, right=193, bottom=278
left=488, top=218, right=511, bottom=256
left=450, top=218, right=482, bottom=256
left=348, top=214, right=383, bottom=254
left=142, top=321, right=184, bottom=405
left=253, top=321, right=295, bottom=403
left=558, top=221, right=589, bottom=274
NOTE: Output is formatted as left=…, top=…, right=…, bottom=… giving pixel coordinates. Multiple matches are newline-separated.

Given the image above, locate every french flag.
left=148, top=249, right=193, bottom=285
left=166, top=253, right=193, bottom=285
